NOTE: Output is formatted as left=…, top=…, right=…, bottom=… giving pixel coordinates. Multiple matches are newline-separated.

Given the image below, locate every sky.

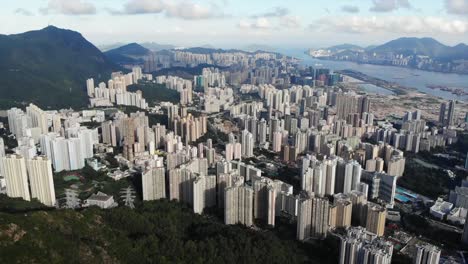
left=2, top=0, right=468, bottom=49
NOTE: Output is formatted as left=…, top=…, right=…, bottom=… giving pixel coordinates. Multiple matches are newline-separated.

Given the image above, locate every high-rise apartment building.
left=331, top=193, right=352, bottom=228
left=86, top=78, right=95, bottom=97
left=0, top=138, right=5, bottom=176
left=193, top=175, right=216, bottom=214
left=26, top=104, right=48, bottom=135
left=462, top=212, right=468, bottom=245
left=7, top=108, right=31, bottom=138
left=339, top=226, right=393, bottom=264
left=447, top=100, right=456, bottom=126
left=27, top=156, right=56, bottom=207
left=241, top=129, right=254, bottom=158
left=225, top=184, right=254, bottom=226
left=142, top=166, right=166, bottom=201
left=252, top=177, right=277, bottom=226
left=217, top=171, right=244, bottom=208
left=1, top=154, right=30, bottom=201
left=365, top=202, right=386, bottom=236
left=168, top=167, right=195, bottom=204
left=414, top=244, right=441, bottom=264
left=439, top=100, right=457, bottom=127
left=349, top=190, right=368, bottom=226
left=297, top=195, right=330, bottom=240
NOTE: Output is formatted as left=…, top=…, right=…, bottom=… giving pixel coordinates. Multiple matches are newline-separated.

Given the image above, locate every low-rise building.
left=429, top=198, right=453, bottom=220
left=83, top=192, right=117, bottom=209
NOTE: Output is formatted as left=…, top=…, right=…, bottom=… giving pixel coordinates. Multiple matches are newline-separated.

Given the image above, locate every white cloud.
left=313, top=16, right=468, bottom=34
left=239, top=18, right=273, bottom=30
left=239, top=15, right=302, bottom=30
left=40, top=0, right=96, bottom=15
left=445, top=0, right=468, bottom=15
left=240, top=7, right=300, bottom=30
left=15, top=8, right=34, bottom=16
left=341, top=5, right=360, bottom=13
left=122, top=0, right=165, bottom=14
left=250, top=7, right=289, bottom=18
left=370, top=0, right=411, bottom=12
left=166, top=2, right=216, bottom=20
left=116, top=0, right=223, bottom=19
left=280, top=15, right=301, bottom=28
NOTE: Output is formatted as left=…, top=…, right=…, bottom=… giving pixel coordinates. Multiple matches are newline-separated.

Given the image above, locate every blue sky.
left=2, top=0, right=468, bottom=48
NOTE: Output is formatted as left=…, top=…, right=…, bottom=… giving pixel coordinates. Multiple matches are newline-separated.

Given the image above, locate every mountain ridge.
left=0, top=26, right=120, bottom=108
left=105, top=43, right=150, bottom=57
left=318, top=37, right=468, bottom=59
left=310, top=37, right=468, bottom=74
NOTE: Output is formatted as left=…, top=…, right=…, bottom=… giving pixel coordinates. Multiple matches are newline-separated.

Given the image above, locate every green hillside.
left=0, top=26, right=120, bottom=109
left=0, top=199, right=336, bottom=263
left=105, top=43, right=150, bottom=66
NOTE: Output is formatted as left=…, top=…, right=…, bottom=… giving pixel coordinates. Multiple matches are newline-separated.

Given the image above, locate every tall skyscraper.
left=258, top=118, right=267, bottom=145
left=86, top=78, right=95, bottom=97
left=365, top=202, right=386, bottom=237
left=439, top=100, right=457, bottom=127
left=193, top=175, right=216, bottom=214
left=266, top=185, right=276, bottom=226
left=331, top=193, right=352, bottom=228
left=0, top=138, right=5, bottom=176
left=7, top=108, right=31, bottom=138
left=0, top=138, right=5, bottom=158
left=253, top=178, right=269, bottom=220
left=339, top=226, right=393, bottom=264
left=272, top=131, right=282, bottom=152
left=252, top=177, right=277, bottom=226
left=27, top=156, right=56, bottom=207
left=414, top=244, right=441, bottom=264
left=225, top=184, right=254, bottom=226
left=462, top=212, right=468, bottom=245
left=447, top=100, right=456, bottom=126
left=336, top=159, right=361, bottom=194
left=465, top=152, right=468, bottom=170
left=324, top=157, right=337, bottom=196
left=297, top=195, right=330, bottom=240
left=26, top=104, right=48, bottom=134
left=168, top=167, right=195, bottom=204
left=132, top=66, right=143, bottom=84
left=335, top=94, right=370, bottom=120
left=101, top=121, right=117, bottom=147
left=241, top=129, right=254, bottom=158
left=142, top=166, right=166, bottom=201
left=1, top=154, right=30, bottom=201
left=349, top=190, right=368, bottom=226
left=439, top=102, right=446, bottom=125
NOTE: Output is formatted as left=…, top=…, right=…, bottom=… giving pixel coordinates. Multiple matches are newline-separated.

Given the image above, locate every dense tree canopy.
left=0, top=200, right=332, bottom=263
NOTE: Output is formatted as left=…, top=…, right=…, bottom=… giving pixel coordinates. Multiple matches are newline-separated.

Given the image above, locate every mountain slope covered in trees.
left=0, top=26, right=119, bottom=109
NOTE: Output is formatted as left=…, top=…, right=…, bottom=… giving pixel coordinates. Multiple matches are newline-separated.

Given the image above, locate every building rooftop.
left=87, top=192, right=113, bottom=202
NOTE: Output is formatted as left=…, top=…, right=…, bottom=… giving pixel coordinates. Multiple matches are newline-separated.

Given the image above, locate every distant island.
left=307, top=37, right=468, bottom=75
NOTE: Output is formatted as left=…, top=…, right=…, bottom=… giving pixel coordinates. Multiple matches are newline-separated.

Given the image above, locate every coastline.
left=307, top=54, right=468, bottom=76
left=337, top=69, right=413, bottom=96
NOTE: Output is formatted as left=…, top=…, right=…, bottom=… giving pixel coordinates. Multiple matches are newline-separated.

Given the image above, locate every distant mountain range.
left=0, top=26, right=119, bottom=108
left=106, top=43, right=150, bottom=56
left=99, top=42, right=176, bottom=52
left=104, top=43, right=150, bottom=66
left=369, top=38, right=468, bottom=61
left=140, top=42, right=176, bottom=51
left=178, top=47, right=279, bottom=55
left=309, top=37, right=468, bottom=74
left=325, top=44, right=364, bottom=53
left=242, top=44, right=278, bottom=53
